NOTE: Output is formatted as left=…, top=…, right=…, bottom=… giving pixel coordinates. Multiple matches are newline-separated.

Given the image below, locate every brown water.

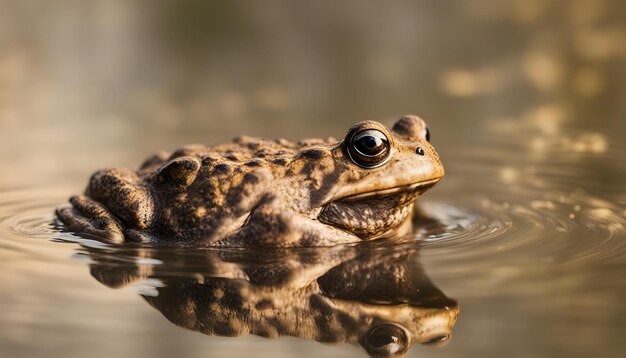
left=1, top=1, right=626, bottom=357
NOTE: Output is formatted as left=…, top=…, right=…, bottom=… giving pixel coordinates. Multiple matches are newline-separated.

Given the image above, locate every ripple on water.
left=0, top=185, right=625, bottom=282
left=416, top=189, right=626, bottom=298
left=0, top=188, right=68, bottom=254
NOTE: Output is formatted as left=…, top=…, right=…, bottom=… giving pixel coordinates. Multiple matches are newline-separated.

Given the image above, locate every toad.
left=56, top=115, right=444, bottom=247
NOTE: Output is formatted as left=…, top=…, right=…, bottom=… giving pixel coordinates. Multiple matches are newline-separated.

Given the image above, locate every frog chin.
left=317, top=186, right=428, bottom=239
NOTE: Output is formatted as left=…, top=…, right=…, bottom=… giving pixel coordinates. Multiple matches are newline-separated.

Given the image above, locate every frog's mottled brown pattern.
left=56, top=115, right=444, bottom=247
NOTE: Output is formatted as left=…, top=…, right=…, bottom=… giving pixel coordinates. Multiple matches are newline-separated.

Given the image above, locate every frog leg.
left=215, top=197, right=362, bottom=248
left=56, top=195, right=126, bottom=243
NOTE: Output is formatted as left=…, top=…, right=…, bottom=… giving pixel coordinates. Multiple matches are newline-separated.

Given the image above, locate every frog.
left=56, top=114, right=444, bottom=247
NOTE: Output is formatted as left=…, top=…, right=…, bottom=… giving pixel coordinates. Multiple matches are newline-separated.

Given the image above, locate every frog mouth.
left=335, top=178, right=441, bottom=202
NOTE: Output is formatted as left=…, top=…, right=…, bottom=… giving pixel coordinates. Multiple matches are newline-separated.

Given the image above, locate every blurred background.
left=1, top=1, right=626, bottom=358
left=1, top=0, right=624, bottom=187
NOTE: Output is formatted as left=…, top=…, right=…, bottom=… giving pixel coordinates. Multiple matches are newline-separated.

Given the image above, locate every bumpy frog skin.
left=56, top=115, right=444, bottom=247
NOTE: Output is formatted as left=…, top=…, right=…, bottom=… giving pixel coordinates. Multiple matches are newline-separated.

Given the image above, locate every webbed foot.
left=56, top=195, right=125, bottom=243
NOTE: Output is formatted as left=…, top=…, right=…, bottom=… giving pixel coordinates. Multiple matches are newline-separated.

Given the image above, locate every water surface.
left=2, top=133, right=625, bottom=357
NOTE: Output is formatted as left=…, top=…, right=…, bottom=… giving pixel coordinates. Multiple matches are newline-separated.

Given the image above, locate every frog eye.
left=347, top=129, right=391, bottom=168
left=364, top=324, right=409, bottom=357
left=425, top=127, right=430, bottom=142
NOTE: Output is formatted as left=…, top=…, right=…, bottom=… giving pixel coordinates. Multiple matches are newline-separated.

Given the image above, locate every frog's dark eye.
left=347, top=129, right=391, bottom=168
left=425, top=127, right=430, bottom=142
left=364, top=324, right=409, bottom=357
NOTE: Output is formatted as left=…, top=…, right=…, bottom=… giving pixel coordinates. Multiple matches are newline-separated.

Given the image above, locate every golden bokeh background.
left=1, top=0, right=624, bottom=187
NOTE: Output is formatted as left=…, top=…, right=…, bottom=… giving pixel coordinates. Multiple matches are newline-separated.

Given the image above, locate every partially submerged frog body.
left=56, top=115, right=444, bottom=247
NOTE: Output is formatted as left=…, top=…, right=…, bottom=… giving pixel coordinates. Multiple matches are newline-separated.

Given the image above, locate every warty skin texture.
left=56, top=115, right=444, bottom=247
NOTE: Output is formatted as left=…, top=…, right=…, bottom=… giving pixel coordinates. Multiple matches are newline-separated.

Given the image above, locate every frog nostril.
left=416, top=147, right=425, bottom=156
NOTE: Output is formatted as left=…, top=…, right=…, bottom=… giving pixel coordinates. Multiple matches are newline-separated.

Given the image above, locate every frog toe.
left=56, top=195, right=125, bottom=243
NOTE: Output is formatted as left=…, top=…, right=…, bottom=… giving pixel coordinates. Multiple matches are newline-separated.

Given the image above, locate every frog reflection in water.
left=86, top=243, right=459, bottom=357
left=56, top=115, right=444, bottom=246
